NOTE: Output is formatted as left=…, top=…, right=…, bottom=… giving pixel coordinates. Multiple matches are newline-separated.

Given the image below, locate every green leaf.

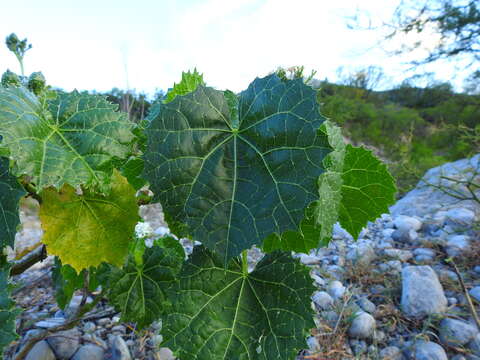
left=263, top=121, right=344, bottom=252
left=143, top=74, right=331, bottom=262
left=265, top=122, right=396, bottom=252
left=315, top=121, right=345, bottom=245
left=0, top=257, right=20, bottom=359
left=0, top=157, right=25, bottom=250
left=105, top=237, right=184, bottom=329
left=164, top=69, right=205, bottom=104
left=262, top=203, right=318, bottom=253
left=121, top=156, right=146, bottom=190
left=162, top=246, right=315, bottom=360
left=39, top=171, right=140, bottom=272
left=0, top=87, right=134, bottom=191
left=51, top=257, right=100, bottom=309
left=338, top=145, right=396, bottom=238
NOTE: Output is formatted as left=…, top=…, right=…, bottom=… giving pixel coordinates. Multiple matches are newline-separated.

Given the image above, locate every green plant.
left=0, top=36, right=396, bottom=360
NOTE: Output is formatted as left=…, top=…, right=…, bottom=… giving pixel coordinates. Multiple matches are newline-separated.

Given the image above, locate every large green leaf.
left=263, top=123, right=396, bottom=251
left=121, top=156, right=146, bottom=190
left=0, top=87, right=134, bottom=191
left=338, top=145, right=396, bottom=238
left=315, top=121, right=345, bottom=244
left=263, top=121, right=344, bottom=252
left=105, top=237, right=184, bottom=329
left=0, top=157, right=25, bottom=250
left=163, top=247, right=315, bottom=360
left=144, top=74, right=331, bottom=262
left=39, top=171, right=140, bottom=272
left=262, top=203, right=318, bottom=253
left=0, top=257, right=19, bottom=359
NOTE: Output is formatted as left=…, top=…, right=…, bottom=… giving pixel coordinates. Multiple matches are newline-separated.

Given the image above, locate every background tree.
left=385, top=0, right=480, bottom=65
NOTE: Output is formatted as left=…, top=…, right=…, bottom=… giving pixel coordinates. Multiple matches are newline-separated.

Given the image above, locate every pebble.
left=71, top=344, right=105, bottom=360
left=394, top=215, right=422, bottom=232
left=445, top=208, right=475, bottom=227
left=346, top=243, right=376, bottom=266
left=83, top=321, right=96, bottom=333
left=109, top=335, right=132, bottom=360
left=156, top=347, right=175, bottom=360
left=312, top=291, right=334, bottom=310
left=469, top=333, right=480, bottom=356
left=469, top=286, right=480, bottom=302
left=379, top=346, right=403, bottom=360
left=348, top=311, right=376, bottom=339
left=405, top=341, right=448, bottom=360
left=300, top=254, right=320, bottom=265
left=392, top=228, right=418, bottom=243
left=356, top=297, right=376, bottom=314
left=327, top=280, right=345, bottom=300
left=439, top=318, right=478, bottom=346
left=401, top=265, right=447, bottom=318
left=446, top=234, right=470, bottom=257
left=25, top=340, right=56, bottom=360
left=383, top=248, right=413, bottom=261
left=46, top=328, right=80, bottom=359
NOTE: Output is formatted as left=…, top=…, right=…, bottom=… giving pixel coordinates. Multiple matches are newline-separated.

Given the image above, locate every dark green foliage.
left=143, top=74, right=331, bottom=262
left=0, top=257, right=20, bottom=360
left=162, top=246, right=316, bottom=360
left=317, top=80, right=480, bottom=193
left=51, top=258, right=101, bottom=309
left=0, top=157, right=26, bottom=250
left=104, top=237, right=184, bottom=329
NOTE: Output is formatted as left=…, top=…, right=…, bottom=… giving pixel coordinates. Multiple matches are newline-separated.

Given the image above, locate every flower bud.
left=28, top=72, right=46, bottom=95
left=1, top=70, right=21, bottom=87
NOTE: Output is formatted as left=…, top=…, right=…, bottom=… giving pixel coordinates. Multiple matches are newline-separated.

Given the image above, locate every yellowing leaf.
left=39, top=172, right=140, bottom=272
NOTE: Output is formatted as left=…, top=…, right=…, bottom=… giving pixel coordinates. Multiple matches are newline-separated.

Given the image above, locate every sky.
left=0, top=0, right=469, bottom=95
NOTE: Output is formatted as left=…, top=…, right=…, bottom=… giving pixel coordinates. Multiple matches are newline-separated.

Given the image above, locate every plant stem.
left=241, top=250, right=248, bottom=275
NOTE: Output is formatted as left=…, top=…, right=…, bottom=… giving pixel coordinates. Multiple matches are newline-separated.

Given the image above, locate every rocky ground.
left=4, top=154, right=480, bottom=360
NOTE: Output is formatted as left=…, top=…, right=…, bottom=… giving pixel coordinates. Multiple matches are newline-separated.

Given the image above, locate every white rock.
left=311, top=273, right=325, bottom=287
left=446, top=235, right=470, bottom=257
left=383, top=248, right=413, bottom=262
left=401, top=265, right=447, bottom=319
left=469, top=333, right=480, bottom=356
left=379, top=346, right=403, bottom=360
left=109, top=335, right=132, bottom=360
left=300, top=254, right=320, bottom=265
left=72, top=344, right=105, bottom=360
left=346, top=243, right=376, bottom=266
left=407, top=341, right=447, bottom=360
left=25, top=341, right=56, bottom=360
left=34, top=318, right=65, bottom=329
left=47, top=328, right=81, bottom=359
left=348, top=311, right=376, bottom=339
left=439, top=318, right=478, bottom=347
left=394, top=215, right=422, bottom=232
left=156, top=348, right=175, bottom=360
left=312, top=291, right=334, bottom=310
left=469, top=286, right=480, bottom=302
left=327, top=280, right=346, bottom=300
left=382, top=228, right=395, bottom=238
left=445, top=207, right=475, bottom=227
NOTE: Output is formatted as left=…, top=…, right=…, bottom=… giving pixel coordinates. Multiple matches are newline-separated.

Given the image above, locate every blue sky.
left=0, top=0, right=467, bottom=95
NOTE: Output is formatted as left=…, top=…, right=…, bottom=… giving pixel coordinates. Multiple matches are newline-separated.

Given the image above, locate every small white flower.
left=135, top=222, right=153, bottom=238
left=154, top=226, right=170, bottom=237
